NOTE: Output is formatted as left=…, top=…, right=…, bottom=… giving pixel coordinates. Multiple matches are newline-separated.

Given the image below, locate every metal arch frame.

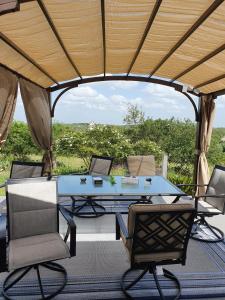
left=50, top=75, right=200, bottom=121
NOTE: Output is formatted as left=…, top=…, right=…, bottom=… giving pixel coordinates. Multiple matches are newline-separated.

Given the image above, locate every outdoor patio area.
left=2, top=1, right=225, bottom=299
left=1, top=194, right=225, bottom=300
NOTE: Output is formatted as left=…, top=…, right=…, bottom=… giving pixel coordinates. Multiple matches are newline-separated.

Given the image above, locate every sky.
left=14, top=81, right=225, bottom=127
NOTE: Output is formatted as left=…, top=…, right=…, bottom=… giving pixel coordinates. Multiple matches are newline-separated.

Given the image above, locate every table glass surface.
left=57, top=175, right=185, bottom=197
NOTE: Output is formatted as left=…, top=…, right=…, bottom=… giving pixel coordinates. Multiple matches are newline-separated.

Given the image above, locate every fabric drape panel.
left=197, top=94, right=215, bottom=195
left=0, top=66, right=18, bottom=145
left=19, top=78, right=53, bottom=174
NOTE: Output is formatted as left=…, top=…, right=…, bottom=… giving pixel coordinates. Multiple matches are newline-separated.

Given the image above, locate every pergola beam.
left=101, top=0, right=106, bottom=76
left=0, top=32, right=59, bottom=85
left=0, top=0, right=19, bottom=16
left=0, top=62, right=44, bottom=89
left=48, top=75, right=200, bottom=97
left=149, top=0, right=224, bottom=78
left=211, top=87, right=225, bottom=98
left=126, top=0, right=162, bottom=76
left=195, top=73, right=225, bottom=90
left=37, top=0, right=82, bottom=79
left=50, top=77, right=199, bottom=122
left=171, top=43, right=225, bottom=82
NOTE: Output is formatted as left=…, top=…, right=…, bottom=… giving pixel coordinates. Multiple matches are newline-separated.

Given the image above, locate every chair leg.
left=121, top=266, right=181, bottom=300
left=163, top=268, right=181, bottom=300
left=191, top=216, right=224, bottom=243
left=121, top=267, right=148, bottom=299
left=2, top=262, right=67, bottom=300
left=150, top=265, right=165, bottom=300
left=67, top=196, right=105, bottom=218
left=36, top=265, right=45, bottom=298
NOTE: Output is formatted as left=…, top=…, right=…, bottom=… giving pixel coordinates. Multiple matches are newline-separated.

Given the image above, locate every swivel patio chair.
left=0, top=161, right=44, bottom=188
left=127, top=155, right=156, bottom=176
left=0, top=161, right=45, bottom=213
left=2, top=177, right=76, bottom=300
left=9, top=160, right=45, bottom=179
left=177, top=165, right=225, bottom=243
left=116, top=203, right=195, bottom=299
left=70, top=155, right=113, bottom=217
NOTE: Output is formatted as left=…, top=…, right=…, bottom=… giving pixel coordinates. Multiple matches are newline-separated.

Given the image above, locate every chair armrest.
left=176, top=183, right=208, bottom=187
left=0, top=214, right=7, bottom=272
left=195, top=194, right=225, bottom=199
left=115, top=213, right=129, bottom=240
left=185, top=194, right=225, bottom=210
left=59, top=206, right=76, bottom=257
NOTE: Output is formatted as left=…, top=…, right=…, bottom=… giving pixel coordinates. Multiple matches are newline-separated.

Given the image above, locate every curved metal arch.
left=181, top=92, right=199, bottom=122
left=51, top=75, right=199, bottom=121
left=51, top=86, right=77, bottom=117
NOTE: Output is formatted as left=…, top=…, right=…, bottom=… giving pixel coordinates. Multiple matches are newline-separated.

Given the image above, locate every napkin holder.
left=121, top=176, right=139, bottom=185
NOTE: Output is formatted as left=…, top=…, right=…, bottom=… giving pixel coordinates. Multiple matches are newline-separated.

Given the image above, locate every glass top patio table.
left=57, top=175, right=185, bottom=198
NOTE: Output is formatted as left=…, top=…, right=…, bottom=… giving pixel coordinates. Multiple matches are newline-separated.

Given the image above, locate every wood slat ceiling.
left=1, top=0, right=225, bottom=96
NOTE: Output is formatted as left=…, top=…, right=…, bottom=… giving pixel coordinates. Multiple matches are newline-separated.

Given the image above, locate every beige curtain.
left=0, top=66, right=18, bottom=146
left=196, top=94, right=215, bottom=195
left=19, top=78, right=53, bottom=174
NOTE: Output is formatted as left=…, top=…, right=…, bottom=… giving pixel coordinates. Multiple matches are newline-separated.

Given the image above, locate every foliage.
left=132, top=139, right=162, bottom=161
left=3, top=121, right=39, bottom=160
left=1, top=108, right=225, bottom=189
left=55, top=124, right=133, bottom=165
left=207, top=128, right=225, bottom=166
left=123, top=103, right=145, bottom=125
left=168, top=172, right=193, bottom=195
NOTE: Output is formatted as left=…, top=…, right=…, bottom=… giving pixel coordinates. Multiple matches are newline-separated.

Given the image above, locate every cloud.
left=59, top=82, right=189, bottom=118
left=143, top=84, right=195, bottom=112
left=16, top=89, right=23, bottom=106
left=109, top=81, right=139, bottom=90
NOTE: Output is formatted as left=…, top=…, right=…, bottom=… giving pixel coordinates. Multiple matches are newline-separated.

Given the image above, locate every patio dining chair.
left=0, top=160, right=44, bottom=189
left=69, top=155, right=113, bottom=217
left=127, top=154, right=168, bottom=178
left=2, top=177, right=76, bottom=299
left=177, top=165, right=225, bottom=243
left=127, top=155, right=156, bottom=176
left=0, top=161, right=45, bottom=214
left=9, top=160, right=45, bottom=179
left=116, top=203, right=195, bottom=299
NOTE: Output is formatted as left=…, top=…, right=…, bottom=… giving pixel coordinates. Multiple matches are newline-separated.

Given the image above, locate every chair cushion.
left=9, top=233, right=70, bottom=270
left=134, top=251, right=183, bottom=264
left=178, top=197, right=221, bottom=214
left=7, top=180, right=58, bottom=239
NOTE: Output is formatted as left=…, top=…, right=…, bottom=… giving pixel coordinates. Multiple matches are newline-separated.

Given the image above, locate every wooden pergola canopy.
left=1, top=0, right=225, bottom=97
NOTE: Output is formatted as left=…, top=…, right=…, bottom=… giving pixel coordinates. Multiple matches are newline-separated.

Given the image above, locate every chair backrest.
left=10, top=161, right=44, bottom=179
left=127, top=203, right=195, bottom=265
left=6, top=177, right=57, bottom=241
left=127, top=155, right=156, bottom=176
left=89, top=155, right=113, bottom=176
left=205, top=165, right=225, bottom=213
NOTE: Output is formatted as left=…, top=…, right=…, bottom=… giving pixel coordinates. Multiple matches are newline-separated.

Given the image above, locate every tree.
left=123, top=104, right=145, bottom=125
left=3, top=121, right=39, bottom=159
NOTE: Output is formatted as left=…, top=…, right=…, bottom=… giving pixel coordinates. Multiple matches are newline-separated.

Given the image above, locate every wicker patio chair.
left=116, top=203, right=195, bottom=299
left=177, top=165, right=225, bottom=243
left=2, top=177, right=76, bottom=299
left=70, top=155, right=113, bottom=217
